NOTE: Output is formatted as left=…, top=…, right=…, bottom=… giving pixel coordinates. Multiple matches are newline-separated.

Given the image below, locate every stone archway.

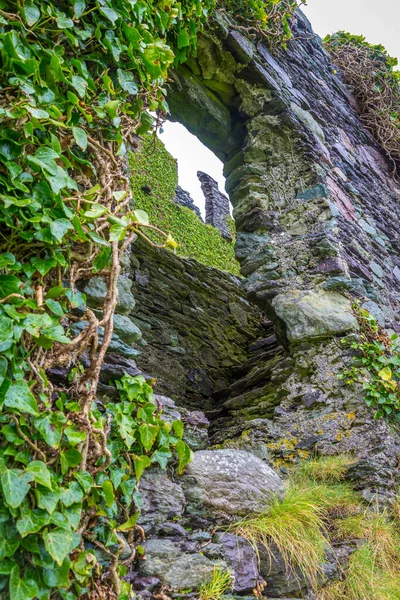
left=166, top=9, right=400, bottom=493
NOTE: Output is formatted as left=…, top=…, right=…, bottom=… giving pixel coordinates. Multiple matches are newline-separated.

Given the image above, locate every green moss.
left=129, top=136, right=241, bottom=275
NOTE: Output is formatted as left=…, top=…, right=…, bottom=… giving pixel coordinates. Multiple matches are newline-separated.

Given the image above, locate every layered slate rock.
left=198, top=170, right=232, bottom=240
left=272, top=289, right=358, bottom=342
left=174, top=184, right=203, bottom=220
left=167, top=8, right=400, bottom=501
left=131, top=240, right=266, bottom=409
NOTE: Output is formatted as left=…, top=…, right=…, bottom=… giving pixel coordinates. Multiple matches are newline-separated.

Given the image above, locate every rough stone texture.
left=138, top=471, right=186, bottom=534
left=213, top=532, right=265, bottom=593
left=272, top=289, right=358, bottom=342
left=83, top=274, right=135, bottom=315
left=138, top=539, right=216, bottom=590
left=167, top=8, right=400, bottom=504
left=180, top=449, right=284, bottom=518
left=198, top=171, right=232, bottom=240
left=131, top=240, right=266, bottom=409
left=174, top=184, right=203, bottom=220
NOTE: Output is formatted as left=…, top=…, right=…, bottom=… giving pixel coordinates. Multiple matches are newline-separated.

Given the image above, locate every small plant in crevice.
left=199, top=565, right=234, bottom=600
left=318, top=507, right=400, bottom=600
left=339, top=305, right=400, bottom=422
left=293, top=454, right=357, bottom=484
left=219, top=0, right=306, bottom=51
left=324, top=32, right=400, bottom=174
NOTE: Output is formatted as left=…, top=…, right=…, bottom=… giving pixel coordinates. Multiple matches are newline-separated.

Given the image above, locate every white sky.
left=160, top=1, right=399, bottom=215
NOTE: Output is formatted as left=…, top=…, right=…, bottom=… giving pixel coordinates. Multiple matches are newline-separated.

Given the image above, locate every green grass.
left=231, top=455, right=400, bottom=598
left=317, top=543, right=400, bottom=600
left=129, top=136, right=240, bottom=275
left=294, top=454, right=356, bottom=483
left=199, top=566, right=233, bottom=600
left=234, top=484, right=330, bottom=587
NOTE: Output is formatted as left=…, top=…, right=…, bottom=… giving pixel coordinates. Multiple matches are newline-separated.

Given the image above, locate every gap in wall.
left=158, top=120, right=228, bottom=218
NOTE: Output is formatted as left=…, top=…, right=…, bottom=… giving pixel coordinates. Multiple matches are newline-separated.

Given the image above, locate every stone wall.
left=130, top=240, right=266, bottom=410
left=76, top=8, right=400, bottom=599
left=167, top=9, right=400, bottom=498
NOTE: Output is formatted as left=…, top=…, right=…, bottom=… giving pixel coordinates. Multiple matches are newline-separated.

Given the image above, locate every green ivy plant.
left=0, top=372, right=192, bottom=599
left=220, top=0, right=305, bottom=50
left=339, top=306, right=400, bottom=422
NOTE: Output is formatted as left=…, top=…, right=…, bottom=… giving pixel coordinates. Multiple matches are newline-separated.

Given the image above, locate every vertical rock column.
left=197, top=171, right=232, bottom=240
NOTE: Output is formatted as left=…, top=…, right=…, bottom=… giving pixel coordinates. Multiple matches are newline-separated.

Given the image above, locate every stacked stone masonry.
left=76, top=8, right=400, bottom=599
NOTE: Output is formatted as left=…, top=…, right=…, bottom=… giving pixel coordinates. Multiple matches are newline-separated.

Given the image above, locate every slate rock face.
left=174, top=185, right=203, bottom=220
left=272, top=289, right=358, bottom=342
left=181, top=449, right=284, bottom=518
left=213, top=532, right=265, bottom=593
left=138, top=471, right=186, bottom=533
left=138, top=539, right=216, bottom=590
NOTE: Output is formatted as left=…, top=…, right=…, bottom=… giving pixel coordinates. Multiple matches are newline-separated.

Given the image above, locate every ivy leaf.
left=0, top=274, right=22, bottom=298
left=93, top=246, right=111, bottom=273
left=0, top=357, right=8, bottom=387
left=101, top=480, right=114, bottom=507
left=133, top=209, right=149, bottom=226
left=9, top=565, right=38, bottom=600
left=99, top=6, right=119, bottom=24
left=1, top=469, right=33, bottom=508
left=0, top=252, right=15, bottom=269
left=45, top=299, right=65, bottom=317
left=74, top=471, right=93, bottom=493
left=56, top=15, right=74, bottom=29
left=378, top=367, right=392, bottom=381
left=4, top=380, right=39, bottom=416
left=139, top=423, right=158, bottom=451
left=31, top=257, right=57, bottom=276
left=73, top=0, right=86, bottom=18
left=109, top=223, right=126, bottom=242
left=177, top=29, right=190, bottom=49
left=84, top=203, right=106, bottom=219
left=116, top=512, right=139, bottom=532
left=151, top=448, right=172, bottom=470
left=72, top=127, right=88, bottom=151
left=63, top=503, right=82, bottom=530
left=50, top=219, right=74, bottom=242
left=60, top=482, right=84, bottom=507
left=133, top=455, right=151, bottom=481
left=0, top=524, right=19, bottom=559
left=71, top=75, right=88, bottom=99
left=43, top=528, right=73, bottom=566
left=64, top=425, right=86, bottom=446
left=26, top=461, right=52, bottom=490
left=22, top=2, right=41, bottom=26
left=117, top=69, right=138, bottom=95
left=175, top=440, right=193, bottom=475
left=60, top=449, right=82, bottom=474
left=16, top=507, right=49, bottom=537
left=34, top=412, right=65, bottom=448
left=172, top=420, right=184, bottom=439
left=35, top=485, right=60, bottom=514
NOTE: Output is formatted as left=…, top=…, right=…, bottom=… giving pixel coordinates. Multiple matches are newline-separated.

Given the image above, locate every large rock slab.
left=272, top=289, right=358, bottom=342
left=181, top=449, right=284, bottom=518
left=138, top=471, right=186, bottom=533
left=138, top=539, right=215, bottom=590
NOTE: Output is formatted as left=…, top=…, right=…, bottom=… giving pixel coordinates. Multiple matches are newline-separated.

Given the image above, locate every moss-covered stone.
left=129, top=136, right=240, bottom=275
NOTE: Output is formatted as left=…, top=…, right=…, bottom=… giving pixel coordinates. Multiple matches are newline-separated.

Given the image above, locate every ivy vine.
left=340, top=305, right=400, bottom=422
